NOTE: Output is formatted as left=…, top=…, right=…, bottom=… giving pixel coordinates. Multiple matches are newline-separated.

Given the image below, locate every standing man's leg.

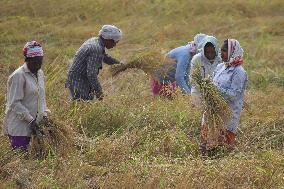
left=69, top=86, right=94, bottom=101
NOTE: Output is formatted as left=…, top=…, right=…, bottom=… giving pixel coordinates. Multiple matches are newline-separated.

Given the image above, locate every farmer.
left=3, top=41, right=50, bottom=152
left=198, top=39, right=247, bottom=156
left=66, top=25, right=123, bottom=101
left=150, top=33, right=207, bottom=98
left=190, top=35, right=222, bottom=100
left=212, top=39, right=248, bottom=150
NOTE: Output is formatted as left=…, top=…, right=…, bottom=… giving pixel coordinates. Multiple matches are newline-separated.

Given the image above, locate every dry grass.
left=0, top=0, right=284, bottom=188
left=29, top=118, right=74, bottom=159
left=110, top=50, right=167, bottom=77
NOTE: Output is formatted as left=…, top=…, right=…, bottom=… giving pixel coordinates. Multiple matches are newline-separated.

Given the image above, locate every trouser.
left=150, top=79, right=177, bottom=99
left=200, top=126, right=236, bottom=156
left=68, top=86, right=94, bottom=101
left=8, top=135, right=31, bottom=152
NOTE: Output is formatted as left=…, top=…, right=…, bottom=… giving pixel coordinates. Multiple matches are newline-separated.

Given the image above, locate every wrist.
left=28, top=119, right=35, bottom=125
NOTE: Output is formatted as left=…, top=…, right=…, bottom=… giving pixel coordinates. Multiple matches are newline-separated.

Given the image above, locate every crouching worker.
left=166, top=33, right=207, bottom=94
left=3, top=41, right=50, bottom=152
left=150, top=33, right=207, bottom=99
left=66, top=25, right=123, bottom=101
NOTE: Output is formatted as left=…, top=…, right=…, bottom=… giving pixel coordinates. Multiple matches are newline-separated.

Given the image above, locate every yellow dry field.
left=0, top=0, right=283, bottom=188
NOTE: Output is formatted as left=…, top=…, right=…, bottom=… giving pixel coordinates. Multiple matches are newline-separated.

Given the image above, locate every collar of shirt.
left=22, top=63, right=43, bottom=78
left=98, top=37, right=106, bottom=54
left=224, top=64, right=236, bottom=72
left=201, top=55, right=220, bottom=67
left=98, top=37, right=105, bottom=48
left=23, top=63, right=31, bottom=73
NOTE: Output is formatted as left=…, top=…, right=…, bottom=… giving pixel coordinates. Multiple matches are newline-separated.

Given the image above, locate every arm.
left=6, top=73, right=34, bottom=123
left=189, top=55, right=201, bottom=96
left=42, top=97, right=50, bottom=117
left=167, top=46, right=191, bottom=93
left=175, top=53, right=191, bottom=94
left=218, top=70, right=247, bottom=101
left=103, top=53, right=120, bottom=65
left=41, top=72, right=50, bottom=117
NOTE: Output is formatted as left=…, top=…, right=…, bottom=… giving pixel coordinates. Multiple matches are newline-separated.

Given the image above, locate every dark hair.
left=204, top=42, right=215, bottom=49
left=25, top=56, right=43, bottom=63
left=25, top=57, right=36, bottom=62
left=223, top=39, right=228, bottom=50
left=25, top=57, right=30, bottom=62
left=204, top=42, right=214, bottom=49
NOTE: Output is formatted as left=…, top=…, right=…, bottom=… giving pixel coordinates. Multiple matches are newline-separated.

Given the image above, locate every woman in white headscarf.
left=190, top=35, right=222, bottom=100
left=150, top=33, right=207, bottom=99
left=66, top=25, right=123, bottom=101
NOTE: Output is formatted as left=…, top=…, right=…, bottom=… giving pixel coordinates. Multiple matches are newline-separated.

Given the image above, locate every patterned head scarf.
left=23, top=41, right=43, bottom=58
left=225, top=39, right=244, bottom=67
left=99, top=25, right=122, bottom=42
left=201, top=35, right=219, bottom=61
left=188, top=33, right=207, bottom=53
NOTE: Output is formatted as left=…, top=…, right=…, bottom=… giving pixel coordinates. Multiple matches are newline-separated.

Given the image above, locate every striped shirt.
left=66, top=37, right=120, bottom=100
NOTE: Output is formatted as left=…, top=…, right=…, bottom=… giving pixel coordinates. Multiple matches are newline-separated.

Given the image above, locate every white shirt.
left=213, top=63, right=248, bottom=133
left=3, top=63, right=49, bottom=136
left=190, top=53, right=222, bottom=97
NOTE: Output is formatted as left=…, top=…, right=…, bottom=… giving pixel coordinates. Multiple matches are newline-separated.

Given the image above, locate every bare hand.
left=41, top=116, right=49, bottom=125
left=30, top=120, right=44, bottom=136
left=96, top=91, right=104, bottom=101
left=29, top=120, right=39, bottom=135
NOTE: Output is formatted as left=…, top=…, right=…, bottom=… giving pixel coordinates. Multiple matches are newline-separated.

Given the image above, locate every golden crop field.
left=0, top=0, right=284, bottom=188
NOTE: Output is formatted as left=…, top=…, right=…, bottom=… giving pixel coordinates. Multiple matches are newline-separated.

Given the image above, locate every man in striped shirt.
left=66, top=25, right=123, bottom=101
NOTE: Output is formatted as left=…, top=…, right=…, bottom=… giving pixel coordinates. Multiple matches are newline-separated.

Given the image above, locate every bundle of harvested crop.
left=29, top=118, right=73, bottom=158
left=191, top=64, right=232, bottom=142
left=110, top=50, right=165, bottom=76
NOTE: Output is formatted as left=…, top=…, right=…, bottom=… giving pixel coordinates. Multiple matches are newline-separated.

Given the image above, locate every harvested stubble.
left=191, top=64, right=232, bottom=143
left=30, top=118, right=73, bottom=158
left=110, top=51, right=167, bottom=77
left=0, top=143, right=24, bottom=168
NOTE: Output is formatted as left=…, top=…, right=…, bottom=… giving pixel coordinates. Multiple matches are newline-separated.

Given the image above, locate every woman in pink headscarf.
left=200, top=39, right=248, bottom=156
left=3, top=41, right=50, bottom=152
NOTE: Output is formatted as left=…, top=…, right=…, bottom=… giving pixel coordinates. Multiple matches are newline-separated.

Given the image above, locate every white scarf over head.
left=99, top=25, right=122, bottom=42
left=188, top=33, right=207, bottom=53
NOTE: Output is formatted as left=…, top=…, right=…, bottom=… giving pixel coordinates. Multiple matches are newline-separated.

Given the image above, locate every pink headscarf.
left=23, top=41, right=43, bottom=58
left=225, top=39, right=244, bottom=67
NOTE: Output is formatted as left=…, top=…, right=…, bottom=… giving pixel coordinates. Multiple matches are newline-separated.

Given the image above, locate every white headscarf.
left=99, top=25, right=122, bottom=42
left=201, top=35, right=219, bottom=61
left=194, top=33, right=207, bottom=50
left=188, top=33, right=207, bottom=53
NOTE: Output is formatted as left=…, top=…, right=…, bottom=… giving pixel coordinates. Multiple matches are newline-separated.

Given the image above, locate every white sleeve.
left=41, top=72, right=50, bottom=116
left=189, top=55, right=201, bottom=96
left=6, top=73, right=34, bottom=123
